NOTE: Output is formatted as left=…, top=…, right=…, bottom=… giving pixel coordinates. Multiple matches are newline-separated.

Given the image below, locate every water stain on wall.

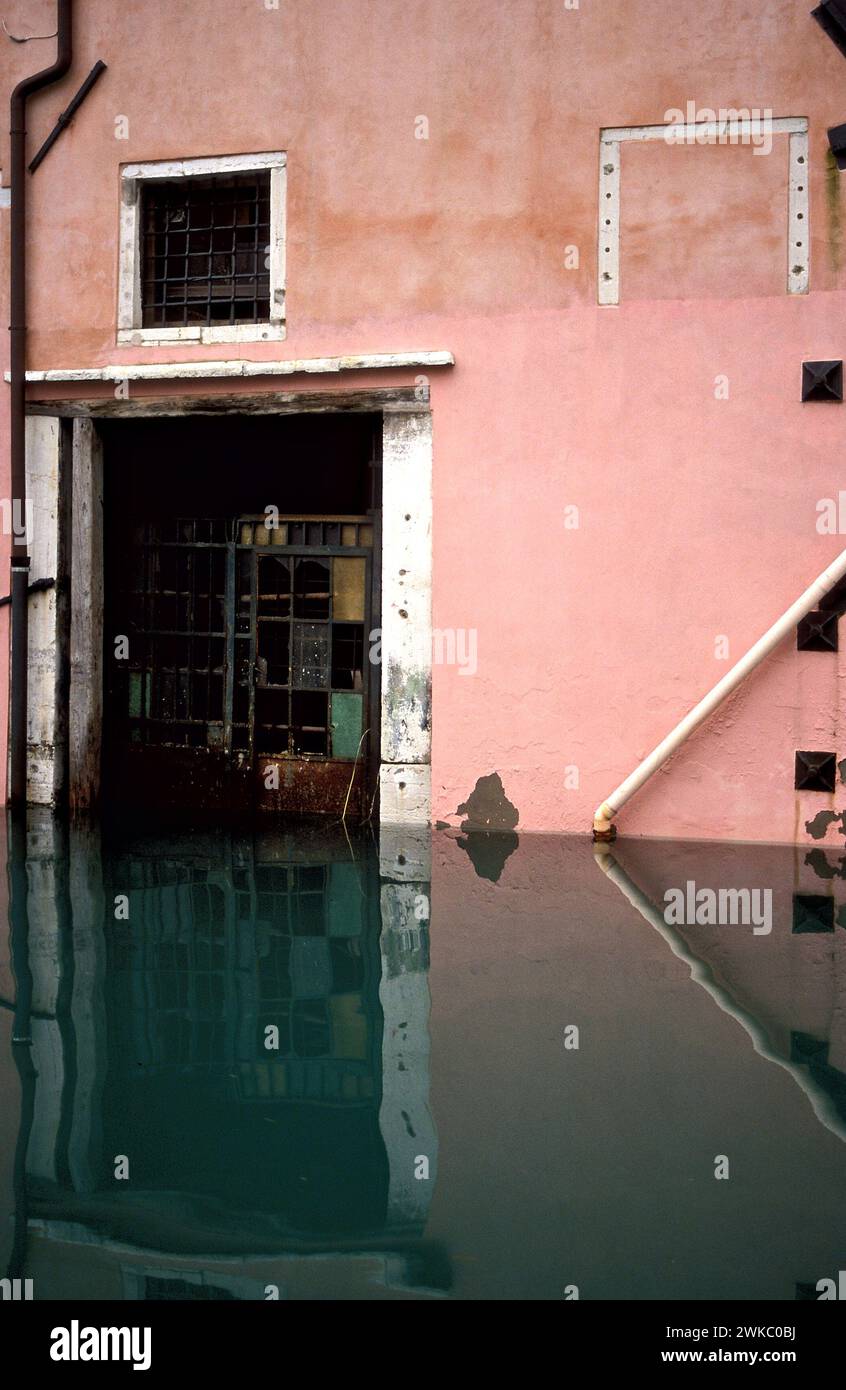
left=827, top=149, right=842, bottom=275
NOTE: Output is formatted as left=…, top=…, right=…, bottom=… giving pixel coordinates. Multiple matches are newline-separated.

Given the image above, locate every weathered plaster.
left=7, top=0, right=846, bottom=841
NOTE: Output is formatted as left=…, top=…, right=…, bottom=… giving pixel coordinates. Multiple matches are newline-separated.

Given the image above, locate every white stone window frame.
left=597, top=118, right=809, bottom=305
left=117, top=152, right=287, bottom=347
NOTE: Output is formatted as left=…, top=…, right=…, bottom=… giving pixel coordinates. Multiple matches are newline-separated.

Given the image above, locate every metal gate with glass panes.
left=107, top=514, right=378, bottom=817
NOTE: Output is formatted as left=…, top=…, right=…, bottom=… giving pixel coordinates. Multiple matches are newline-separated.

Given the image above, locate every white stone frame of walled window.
left=597, top=118, right=809, bottom=305
left=117, top=152, right=287, bottom=346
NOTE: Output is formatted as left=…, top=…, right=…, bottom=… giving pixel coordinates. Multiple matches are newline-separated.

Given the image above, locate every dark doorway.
left=101, top=414, right=381, bottom=819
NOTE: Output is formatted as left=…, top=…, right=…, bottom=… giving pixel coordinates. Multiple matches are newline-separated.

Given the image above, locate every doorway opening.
left=100, top=413, right=382, bottom=819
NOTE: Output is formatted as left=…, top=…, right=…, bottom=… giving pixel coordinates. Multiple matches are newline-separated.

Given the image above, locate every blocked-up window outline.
left=597, top=118, right=809, bottom=305
left=118, top=152, right=286, bottom=346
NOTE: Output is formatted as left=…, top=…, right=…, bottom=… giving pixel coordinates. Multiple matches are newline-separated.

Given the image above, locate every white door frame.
left=24, top=388, right=433, bottom=827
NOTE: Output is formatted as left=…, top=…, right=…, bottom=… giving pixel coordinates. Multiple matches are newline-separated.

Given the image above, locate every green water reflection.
left=1, top=818, right=845, bottom=1300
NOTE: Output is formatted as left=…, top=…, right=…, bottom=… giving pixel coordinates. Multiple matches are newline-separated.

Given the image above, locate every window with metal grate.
left=141, top=172, right=271, bottom=329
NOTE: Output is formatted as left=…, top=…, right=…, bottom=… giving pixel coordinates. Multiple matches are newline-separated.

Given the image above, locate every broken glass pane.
left=292, top=624, right=328, bottom=689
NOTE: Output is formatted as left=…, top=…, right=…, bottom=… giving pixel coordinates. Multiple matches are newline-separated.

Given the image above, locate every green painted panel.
left=331, top=691, right=363, bottom=759
left=128, top=671, right=143, bottom=718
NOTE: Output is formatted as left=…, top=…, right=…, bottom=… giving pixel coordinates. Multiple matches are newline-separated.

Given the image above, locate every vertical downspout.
left=8, top=0, right=73, bottom=806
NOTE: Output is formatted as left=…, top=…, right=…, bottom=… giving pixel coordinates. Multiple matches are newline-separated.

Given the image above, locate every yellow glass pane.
left=240, top=523, right=253, bottom=544
left=333, top=557, right=366, bottom=621
left=255, top=523, right=271, bottom=546
left=341, top=524, right=357, bottom=547
left=275, top=522, right=288, bottom=545
left=359, top=525, right=373, bottom=547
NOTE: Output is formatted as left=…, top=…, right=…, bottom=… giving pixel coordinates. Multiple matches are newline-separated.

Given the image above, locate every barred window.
left=118, top=153, right=286, bottom=345
left=141, top=172, right=271, bottom=329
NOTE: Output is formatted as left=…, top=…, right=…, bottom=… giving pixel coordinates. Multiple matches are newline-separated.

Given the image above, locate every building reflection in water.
left=4, top=820, right=846, bottom=1301
left=0, top=815, right=446, bottom=1301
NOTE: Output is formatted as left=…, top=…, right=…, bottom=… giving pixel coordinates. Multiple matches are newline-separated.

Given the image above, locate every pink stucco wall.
left=3, top=0, right=846, bottom=841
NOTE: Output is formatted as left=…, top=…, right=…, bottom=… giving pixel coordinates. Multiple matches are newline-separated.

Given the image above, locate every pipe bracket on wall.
left=28, top=59, right=106, bottom=173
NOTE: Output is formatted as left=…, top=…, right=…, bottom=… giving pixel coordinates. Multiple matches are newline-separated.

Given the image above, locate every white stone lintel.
left=11, top=351, right=455, bottom=384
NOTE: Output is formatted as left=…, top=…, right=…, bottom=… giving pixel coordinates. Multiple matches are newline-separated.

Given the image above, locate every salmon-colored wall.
left=4, top=0, right=846, bottom=840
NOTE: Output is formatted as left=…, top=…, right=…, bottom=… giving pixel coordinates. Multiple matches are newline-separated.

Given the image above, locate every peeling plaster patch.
left=385, top=660, right=431, bottom=750
left=457, top=831, right=519, bottom=884
left=804, top=809, right=843, bottom=840
left=804, top=848, right=846, bottom=880
left=456, top=773, right=519, bottom=833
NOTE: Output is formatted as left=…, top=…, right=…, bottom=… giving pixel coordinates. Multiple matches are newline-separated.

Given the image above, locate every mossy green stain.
left=826, top=149, right=842, bottom=274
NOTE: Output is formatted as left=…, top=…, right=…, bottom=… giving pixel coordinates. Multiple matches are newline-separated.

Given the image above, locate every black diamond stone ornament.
left=795, top=750, right=837, bottom=791
left=801, top=360, right=843, bottom=402
left=791, top=896, right=835, bottom=934
left=797, top=610, right=839, bottom=651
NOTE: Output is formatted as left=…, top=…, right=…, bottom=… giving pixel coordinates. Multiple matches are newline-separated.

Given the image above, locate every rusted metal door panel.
left=253, top=756, right=366, bottom=817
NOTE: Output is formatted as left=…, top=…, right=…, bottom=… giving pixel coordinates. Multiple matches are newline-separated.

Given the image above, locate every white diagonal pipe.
left=593, top=545, right=846, bottom=837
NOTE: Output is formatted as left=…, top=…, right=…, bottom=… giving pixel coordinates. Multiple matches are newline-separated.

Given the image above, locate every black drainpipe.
left=8, top=0, right=73, bottom=807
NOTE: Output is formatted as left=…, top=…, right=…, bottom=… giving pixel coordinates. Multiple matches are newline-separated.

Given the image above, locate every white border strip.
left=787, top=130, right=810, bottom=295
left=9, top=351, right=455, bottom=384
left=121, top=152, right=286, bottom=181
left=602, top=117, right=808, bottom=143
left=598, top=118, right=810, bottom=305
left=598, top=140, right=621, bottom=307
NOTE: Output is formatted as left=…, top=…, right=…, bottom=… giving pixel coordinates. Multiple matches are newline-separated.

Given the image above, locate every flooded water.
left=1, top=814, right=844, bottom=1302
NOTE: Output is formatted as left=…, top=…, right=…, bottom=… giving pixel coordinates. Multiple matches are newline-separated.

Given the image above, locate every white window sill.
left=117, top=322, right=286, bottom=348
